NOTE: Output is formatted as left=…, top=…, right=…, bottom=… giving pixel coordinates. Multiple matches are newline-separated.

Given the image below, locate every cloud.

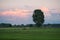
left=0, top=9, right=32, bottom=19
left=40, top=7, right=49, bottom=13
left=39, top=7, right=51, bottom=17
left=50, top=8, right=60, bottom=14
left=0, top=8, right=33, bottom=22
left=0, top=9, right=33, bottom=24
left=39, top=7, right=60, bottom=24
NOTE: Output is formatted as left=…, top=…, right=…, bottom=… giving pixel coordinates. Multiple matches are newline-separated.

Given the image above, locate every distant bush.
left=0, top=23, right=12, bottom=27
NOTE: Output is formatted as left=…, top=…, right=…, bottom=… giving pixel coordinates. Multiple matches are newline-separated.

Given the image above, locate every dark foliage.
left=0, top=23, right=12, bottom=27
left=32, top=9, right=44, bottom=27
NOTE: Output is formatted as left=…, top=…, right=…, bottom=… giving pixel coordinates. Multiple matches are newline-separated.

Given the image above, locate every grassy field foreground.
left=0, top=27, right=60, bottom=40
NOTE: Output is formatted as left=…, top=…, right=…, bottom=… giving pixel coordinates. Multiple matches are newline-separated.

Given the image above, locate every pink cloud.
left=51, top=9, right=60, bottom=14
left=0, top=9, right=31, bottom=19
left=40, top=7, right=51, bottom=17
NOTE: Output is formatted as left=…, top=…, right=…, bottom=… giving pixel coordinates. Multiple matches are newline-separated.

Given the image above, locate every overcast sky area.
left=0, top=0, right=60, bottom=25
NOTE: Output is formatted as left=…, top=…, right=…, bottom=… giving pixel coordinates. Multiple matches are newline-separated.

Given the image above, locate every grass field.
left=0, top=27, right=60, bottom=40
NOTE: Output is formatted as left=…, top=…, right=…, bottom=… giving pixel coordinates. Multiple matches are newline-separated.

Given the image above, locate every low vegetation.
left=0, top=27, right=60, bottom=40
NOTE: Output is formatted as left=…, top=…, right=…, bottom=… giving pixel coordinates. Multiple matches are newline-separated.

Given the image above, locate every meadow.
left=0, top=27, right=60, bottom=40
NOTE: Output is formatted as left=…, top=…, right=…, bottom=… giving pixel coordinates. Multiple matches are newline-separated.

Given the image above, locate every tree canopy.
left=32, top=9, right=44, bottom=27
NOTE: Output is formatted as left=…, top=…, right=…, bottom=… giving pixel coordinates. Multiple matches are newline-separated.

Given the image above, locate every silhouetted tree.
left=32, top=9, right=44, bottom=27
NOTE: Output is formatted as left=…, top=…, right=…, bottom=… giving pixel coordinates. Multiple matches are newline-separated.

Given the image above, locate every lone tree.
left=32, top=9, right=44, bottom=27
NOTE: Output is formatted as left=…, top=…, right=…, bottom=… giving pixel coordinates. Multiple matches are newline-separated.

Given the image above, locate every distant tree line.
left=0, top=23, right=60, bottom=28
left=43, top=24, right=60, bottom=28
left=0, top=23, right=35, bottom=27
left=0, top=23, right=12, bottom=27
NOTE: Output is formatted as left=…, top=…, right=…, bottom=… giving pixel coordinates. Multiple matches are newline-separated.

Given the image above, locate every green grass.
left=0, top=27, right=60, bottom=40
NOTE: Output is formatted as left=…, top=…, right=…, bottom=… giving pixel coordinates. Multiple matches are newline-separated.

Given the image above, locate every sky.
left=0, top=0, right=60, bottom=25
